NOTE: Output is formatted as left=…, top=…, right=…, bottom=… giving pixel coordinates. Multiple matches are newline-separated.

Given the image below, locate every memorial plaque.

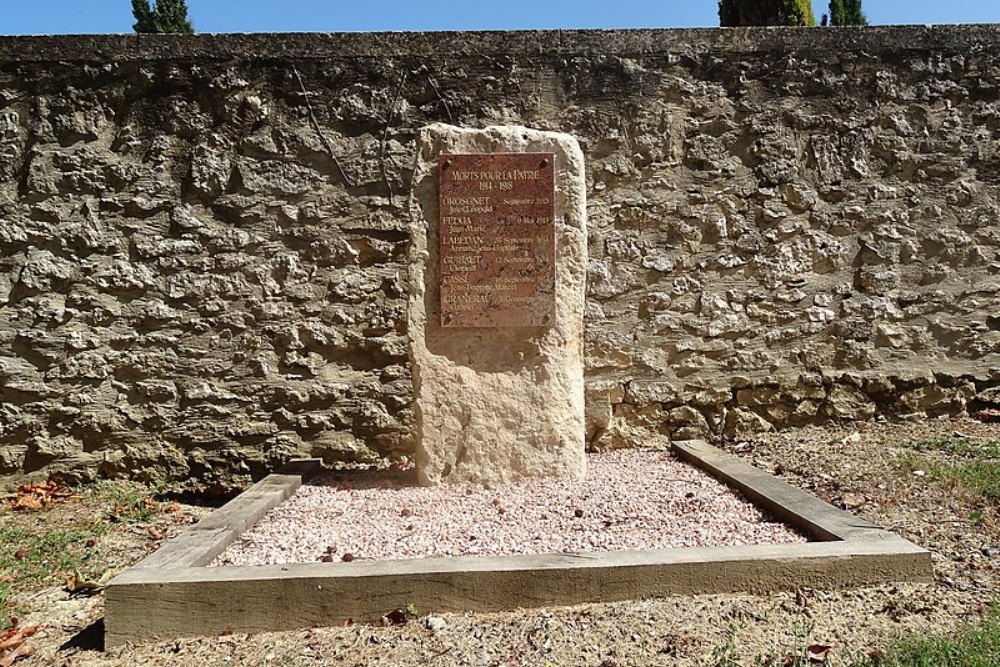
left=438, top=153, right=556, bottom=328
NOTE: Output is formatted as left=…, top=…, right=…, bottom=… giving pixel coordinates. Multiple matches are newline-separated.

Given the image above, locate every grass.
left=0, top=479, right=165, bottom=629
left=0, top=524, right=100, bottom=586
left=862, top=436, right=1000, bottom=665
left=853, top=604, right=1000, bottom=667
left=0, top=520, right=103, bottom=629
left=89, top=479, right=164, bottom=523
left=708, top=622, right=744, bottom=667
left=905, top=437, right=1000, bottom=459
left=703, top=606, right=1000, bottom=666
left=900, top=436, right=1000, bottom=502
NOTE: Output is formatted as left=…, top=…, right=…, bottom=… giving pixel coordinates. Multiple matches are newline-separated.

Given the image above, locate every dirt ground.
left=4, top=416, right=999, bottom=667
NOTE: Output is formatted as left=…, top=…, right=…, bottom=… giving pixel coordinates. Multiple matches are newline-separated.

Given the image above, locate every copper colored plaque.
left=438, top=153, right=555, bottom=328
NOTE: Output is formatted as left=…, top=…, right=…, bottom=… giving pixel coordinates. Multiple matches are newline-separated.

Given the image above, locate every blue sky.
left=4, top=1, right=1000, bottom=35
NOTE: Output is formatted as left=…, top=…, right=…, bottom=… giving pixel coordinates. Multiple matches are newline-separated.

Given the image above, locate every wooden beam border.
left=105, top=443, right=932, bottom=646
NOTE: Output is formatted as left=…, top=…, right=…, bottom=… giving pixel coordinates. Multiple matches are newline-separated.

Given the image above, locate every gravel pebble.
left=214, top=450, right=805, bottom=566
left=425, top=615, right=448, bottom=632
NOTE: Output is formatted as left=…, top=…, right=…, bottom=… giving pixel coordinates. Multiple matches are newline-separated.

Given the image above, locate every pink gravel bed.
left=212, top=450, right=807, bottom=567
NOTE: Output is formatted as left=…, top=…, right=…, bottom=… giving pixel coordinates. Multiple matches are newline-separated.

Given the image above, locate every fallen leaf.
left=147, top=527, right=166, bottom=540
left=841, top=493, right=865, bottom=509
left=163, top=502, right=181, bottom=513
left=795, top=588, right=812, bottom=608
left=0, top=626, right=37, bottom=650
left=0, top=575, right=16, bottom=584
left=382, top=609, right=407, bottom=626
left=65, top=570, right=111, bottom=594
left=10, top=496, right=41, bottom=511
left=807, top=644, right=832, bottom=663
left=10, top=481, right=76, bottom=511
left=11, top=550, right=27, bottom=561
left=0, top=642, right=34, bottom=667
left=0, top=625, right=38, bottom=667
left=975, top=409, right=1000, bottom=424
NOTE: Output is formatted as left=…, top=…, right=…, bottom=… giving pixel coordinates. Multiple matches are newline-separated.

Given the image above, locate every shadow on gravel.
left=60, top=619, right=105, bottom=653
left=156, top=489, right=239, bottom=509
left=310, top=466, right=420, bottom=490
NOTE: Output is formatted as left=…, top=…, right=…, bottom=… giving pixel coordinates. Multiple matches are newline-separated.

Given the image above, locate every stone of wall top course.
left=2, top=26, right=1000, bottom=62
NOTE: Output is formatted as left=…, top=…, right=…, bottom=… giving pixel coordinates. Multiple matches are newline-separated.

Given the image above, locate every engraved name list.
left=438, top=153, right=556, bottom=328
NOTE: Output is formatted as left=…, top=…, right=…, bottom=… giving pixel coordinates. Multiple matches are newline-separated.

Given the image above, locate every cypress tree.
left=719, top=0, right=816, bottom=27
left=132, top=0, right=195, bottom=34
left=131, top=0, right=155, bottom=33
left=829, top=0, right=867, bottom=25
left=791, top=0, right=816, bottom=26
left=719, top=0, right=740, bottom=27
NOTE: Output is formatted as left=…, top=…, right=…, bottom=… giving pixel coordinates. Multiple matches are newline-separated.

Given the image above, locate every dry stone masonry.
left=0, top=28, right=999, bottom=489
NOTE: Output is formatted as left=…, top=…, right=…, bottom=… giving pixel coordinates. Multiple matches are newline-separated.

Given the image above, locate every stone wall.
left=0, top=28, right=998, bottom=489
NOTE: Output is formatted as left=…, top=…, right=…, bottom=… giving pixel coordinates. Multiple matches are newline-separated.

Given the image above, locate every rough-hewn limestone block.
left=408, top=124, right=586, bottom=486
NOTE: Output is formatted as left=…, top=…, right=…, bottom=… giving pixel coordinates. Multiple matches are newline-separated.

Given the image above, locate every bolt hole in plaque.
left=439, top=153, right=556, bottom=328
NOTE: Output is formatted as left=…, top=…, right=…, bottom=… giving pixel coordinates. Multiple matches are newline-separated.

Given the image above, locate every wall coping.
left=0, top=25, right=998, bottom=63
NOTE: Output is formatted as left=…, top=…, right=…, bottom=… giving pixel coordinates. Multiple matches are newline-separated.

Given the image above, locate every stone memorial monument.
left=408, top=124, right=587, bottom=486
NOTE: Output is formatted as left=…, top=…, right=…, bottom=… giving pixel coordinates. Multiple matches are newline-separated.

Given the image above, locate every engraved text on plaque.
left=438, top=152, right=556, bottom=327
